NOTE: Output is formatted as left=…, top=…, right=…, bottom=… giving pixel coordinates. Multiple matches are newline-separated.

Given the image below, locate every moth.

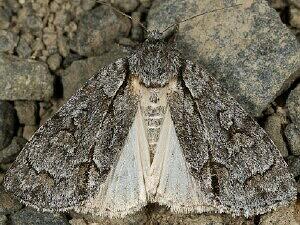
left=3, top=16, right=296, bottom=218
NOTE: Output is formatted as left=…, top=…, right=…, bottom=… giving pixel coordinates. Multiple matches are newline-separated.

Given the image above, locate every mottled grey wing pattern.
left=4, top=58, right=139, bottom=211
left=169, top=60, right=296, bottom=217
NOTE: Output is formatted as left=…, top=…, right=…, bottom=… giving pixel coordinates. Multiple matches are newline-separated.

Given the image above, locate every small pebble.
left=81, top=0, right=96, bottom=11
left=15, top=101, right=37, bottom=125
left=0, top=30, right=18, bottom=53
left=23, top=125, right=38, bottom=140
left=47, top=53, right=62, bottom=71
left=111, top=0, right=140, bottom=13
left=57, top=35, right=70, bottom=57
left=290, top=6, right=300, bottom=29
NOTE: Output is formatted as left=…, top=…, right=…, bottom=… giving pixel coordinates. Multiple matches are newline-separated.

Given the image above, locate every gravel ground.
left=0, top=0, right=299, bottom=224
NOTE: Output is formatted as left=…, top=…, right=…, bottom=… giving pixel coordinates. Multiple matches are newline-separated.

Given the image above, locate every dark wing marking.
left=4, top=58, right=139, bottom=211
left=170, top=59, right=296, bottom=217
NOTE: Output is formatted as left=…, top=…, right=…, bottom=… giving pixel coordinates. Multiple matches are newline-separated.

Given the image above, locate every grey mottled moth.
left=4, top=29, right=296, bottom=218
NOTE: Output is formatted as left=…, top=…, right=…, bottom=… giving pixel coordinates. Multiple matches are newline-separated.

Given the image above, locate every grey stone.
left=143, top=206, right=252, bottom=225
left=53, top=10, right=71, bottom=27
left=10, top=207, right=69, bottom=225
left=62, top=46, right=127, bottom=99
left=0, top=101, right=16, bottom=150
left=264, top=109, right=289, bottom=157
left=26, top=15, right=43, bottom=32
left=0, top=30, right=18, bottom=53
left=268, top=0, right=288, bottom=9
left=0, top=173, right=4, bottom=184
left=0, top=215, right=7, bottom=225
left=286, top=155, right=300, bottom=178
left=290, top=6, right=300, bottom=28
left=0, top=163, right=11, bottom=172
left=147, top=0, right=300, bottom=116
left=0, top=8, right=11, bottom=29
left=69, top=219, right=87, bottom=225
left=0, top=54, right=53, bottom=100
left=57, top=35, right=70, bottom=58
left=14, top=101, right=37, bottom=125
left=16, top=37, right=32, bottom=58
left=289, top=0, right=300, bottom=8
left=259, top=205, right=298, bottom=225
left=287, top=83, right=300, bottom=126
left=0, top=136, right=27, bottom=163
left=23, top=125, right=38, bottom=140
left=47, top=53, right=62, bottom=71
left=81, top=0, right=96, bottom=11
left=112, top=0, right=140, bottom=13
left=140, top=0, right=151, bottom=7
left=70, top=5, right=131, bottom=56
left=285, top=123, right=300, bottom=156
left=0, top=186, right=22, bottom=215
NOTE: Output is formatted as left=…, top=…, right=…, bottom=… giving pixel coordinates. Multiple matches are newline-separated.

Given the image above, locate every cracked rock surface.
left=0, top=0, right=299, bottom=224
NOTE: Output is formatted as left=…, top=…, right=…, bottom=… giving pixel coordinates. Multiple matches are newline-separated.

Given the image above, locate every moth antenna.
left=97, top=1, right=148, bottom=33
left=161, top=3, right=244, bottom=34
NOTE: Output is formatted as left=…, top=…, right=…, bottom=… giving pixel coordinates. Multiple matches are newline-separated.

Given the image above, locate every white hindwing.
left=78, top=106, right=217, bottom=217
left=77, top=108, right=150, bottom=218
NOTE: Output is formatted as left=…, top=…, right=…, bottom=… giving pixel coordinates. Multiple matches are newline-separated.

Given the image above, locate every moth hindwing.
left=4, top=34, right=296, bottom=218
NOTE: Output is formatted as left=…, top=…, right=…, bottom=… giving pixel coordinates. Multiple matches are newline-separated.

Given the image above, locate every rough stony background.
left=0, top=0, right=299, bottom=224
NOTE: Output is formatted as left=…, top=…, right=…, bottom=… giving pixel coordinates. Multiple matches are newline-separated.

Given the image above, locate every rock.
left=57, top=35, right=70, bottom=58
left=286, top=156, right=300, bottom=178
left=0, top=30, right=18, bottom=53
left=0, top=173, right=4, bottom=184
left=287, top=84, right=300, bottom=126
left=0, top=8, right=11, bottom=29
left=23, top=125, right=38, bottom=140
left=0, top=163, right=12, bottom=172
left=295, top=200, right=300, bottom=223
left=147, top=206, right=252, bottom=225
left=10, top=207, right=69, bottom=225
left=264, top=109, right=289, bottom=157
left=81, top=0, right=96, bottom=11
left=147, top=0, right=300, bottom=116
left=14, top=101, right=37, bottom=125
left=285, top=123, right=300, bottom=155
left=42, top=31, right=57, bottom=50
left=140, top=0, right=151, bottom=7
left=131, top=11, right=144, bottom=41
left=0, top=101, right=16, bottom=150
left=53, top=10, right=71, bottom=27
left=0, top=186, right=23, bottom=215
left=111, top=0, right=140, bottom=13
left=82, top=210, right=148, bottom=225
left=69, top=218, right=87, bottom=225
left=0, top=136, right=27, bottom=163
left=0, top=215, right=7, bottom=225
left=62, top=46, right=127, bottom=99
left=268, top=0, right=288, bottom=9
left=16, top=37, right=32, bottom=58
left=290, top=6, right=300, bottom=29
left=259, top=205, right=298, bottom=225
left=31, top=38, right=45, bottom=58
left=26, top=15, right=43, bottom=32
left=0, top=54, right=53, bottom=100
left=70, top=5, right=131, bottom=56
left=289, top=0, right=300, bottom=8
left=47, top=53, right=62, bottom=71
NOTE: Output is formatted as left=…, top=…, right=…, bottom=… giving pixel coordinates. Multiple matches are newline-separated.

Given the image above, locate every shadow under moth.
left=3, top=29, right=297, bottom=218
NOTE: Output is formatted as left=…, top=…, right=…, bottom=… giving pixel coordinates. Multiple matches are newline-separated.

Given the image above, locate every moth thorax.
left=140, top=87, right=167, bottom=162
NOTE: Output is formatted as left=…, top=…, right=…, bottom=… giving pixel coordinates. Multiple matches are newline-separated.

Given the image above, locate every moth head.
left=128, top=30, right=182, bottom=88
